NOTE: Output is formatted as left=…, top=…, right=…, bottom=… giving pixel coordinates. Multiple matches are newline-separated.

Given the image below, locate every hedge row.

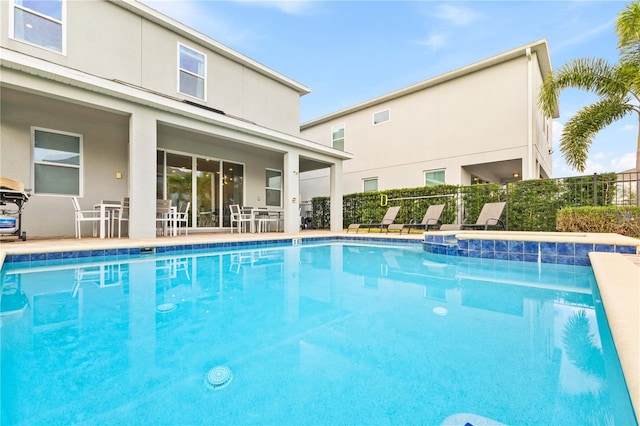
left=556, top=206, right=640, bottom=238
left=311, top=173, right=630, bottom=233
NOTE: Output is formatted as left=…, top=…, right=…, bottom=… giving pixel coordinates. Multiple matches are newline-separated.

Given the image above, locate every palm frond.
left=617, top=0, right=640, bottom=59
left=560, top=98, right=634, bottom=172
left=556, top=58, right=629, bottom=98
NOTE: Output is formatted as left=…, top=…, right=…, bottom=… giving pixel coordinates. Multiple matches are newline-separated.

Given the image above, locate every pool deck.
left=1, top=229, right=638, bottom=420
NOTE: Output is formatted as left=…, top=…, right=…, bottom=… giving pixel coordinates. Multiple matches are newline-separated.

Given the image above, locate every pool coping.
left=590, top=252, right=639, bottom=419
left=1, top=230, right=638, bottom=421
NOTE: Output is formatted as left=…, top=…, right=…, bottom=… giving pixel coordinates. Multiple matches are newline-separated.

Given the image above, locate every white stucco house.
left=0, top=0, right=350, bottom=239
left=299, top=40, right=557, bottom=201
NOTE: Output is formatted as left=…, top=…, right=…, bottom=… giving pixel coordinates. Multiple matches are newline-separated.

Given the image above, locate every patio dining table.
left=93, top=200, right=121, bottom=239
left=242, top=207, right=283, bottom=233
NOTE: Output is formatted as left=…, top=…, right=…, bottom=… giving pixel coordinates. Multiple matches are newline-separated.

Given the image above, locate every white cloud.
left=433, top=4, right=482, bottom=26
left=610, top=152, right=636, bottom=171
left=142, top=1, right=256, bottom=48
left=553, top=20, right=614, bottom=52
left=582, top=159, right=608, bottom=175
left=622, top=124, right=637, bottom=132
left=416, top=33, right=448, bottom=50
left=235, top=0, right=316, bottom=15
left=551, top=120, right=563, bottom=148
left=592, top=152, right=607, bottom=160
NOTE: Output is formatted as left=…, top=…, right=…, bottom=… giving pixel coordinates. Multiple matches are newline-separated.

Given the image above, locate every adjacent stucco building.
left=1, top=0, right=350, bottom=238
left=299, top=40, right=557, bottom=201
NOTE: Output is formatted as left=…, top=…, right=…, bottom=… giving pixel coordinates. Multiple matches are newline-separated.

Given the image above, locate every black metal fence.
left=310, top=171, right=639, bottom=231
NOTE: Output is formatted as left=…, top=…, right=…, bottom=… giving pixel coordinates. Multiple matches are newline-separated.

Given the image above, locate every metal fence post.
left=505, top=183, right=509, bottom=231
left=593, top=173, right=597, bottom=206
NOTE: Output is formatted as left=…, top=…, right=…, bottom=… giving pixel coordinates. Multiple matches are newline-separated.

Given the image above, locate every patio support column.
left=329, top=161, right=343, bottom=232
left=128, top=108, right=157, bottom=239
left=283, top=150, right=300, bottom=234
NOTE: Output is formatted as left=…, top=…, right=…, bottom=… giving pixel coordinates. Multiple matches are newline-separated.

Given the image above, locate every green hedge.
left=311, top=173, right=624, bottom=232
left=556, top=206, right=640, bottom=237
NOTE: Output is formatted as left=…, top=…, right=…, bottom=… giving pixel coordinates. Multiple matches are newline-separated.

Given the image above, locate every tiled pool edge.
left=0, top=235, right=423, bottom=266
left=423, top=232, right=639, bottom=266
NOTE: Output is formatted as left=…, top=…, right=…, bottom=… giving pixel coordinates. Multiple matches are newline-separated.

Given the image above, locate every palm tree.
left=538, top=0, right=640, bottom=173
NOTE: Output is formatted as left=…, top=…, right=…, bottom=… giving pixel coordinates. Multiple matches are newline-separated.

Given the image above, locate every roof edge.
left=302, top=39, right=554, bottom=128
left=112, top=0, right=311, bottom=96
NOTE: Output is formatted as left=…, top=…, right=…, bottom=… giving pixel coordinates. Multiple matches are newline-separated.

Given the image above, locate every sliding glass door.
left=196, top=158, right=218, bottom=227
left=158, top=150, right=244, bottom=230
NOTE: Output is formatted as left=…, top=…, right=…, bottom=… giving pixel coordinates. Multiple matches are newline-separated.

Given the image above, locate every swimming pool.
left=1, top=240, right=637, bottom=425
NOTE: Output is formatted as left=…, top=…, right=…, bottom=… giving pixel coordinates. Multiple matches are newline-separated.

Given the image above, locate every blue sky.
left=142, top=0, right=637, bottom=177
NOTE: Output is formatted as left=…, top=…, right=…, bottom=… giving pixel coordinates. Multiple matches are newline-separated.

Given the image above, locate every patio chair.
left=156, top=199, right=174, bottom=236
left=112, top=197, right=129, bottom=238
left=174, top=201, right=190, bottom=235
left=71, top=197, right=105, bottom=238
left=347, top=206, right=401, bottom=233
left=441, top=201, right=506, bottom=231
left=386, top=204, right=445, bottom=234
left=229, top=204, right=252, bottom=233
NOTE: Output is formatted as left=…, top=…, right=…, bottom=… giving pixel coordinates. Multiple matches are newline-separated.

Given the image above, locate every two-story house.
left=299, top=40, right=557, bottom=200
left=0, top=0, right=350, bottom=238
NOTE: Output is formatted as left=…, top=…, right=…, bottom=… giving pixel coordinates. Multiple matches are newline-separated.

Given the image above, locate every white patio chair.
left=255, top=208, right=279, bottom=233
left=156, top=199, right=174, bottom=236
left=229, top=204, right=252, bottom=233
left=174, top=201, right=190, bottom=235
left=71, top=197, right=105, bottom=238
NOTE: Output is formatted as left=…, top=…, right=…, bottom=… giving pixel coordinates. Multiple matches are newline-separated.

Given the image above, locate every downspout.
left=526, top=47, right=534, bottom=179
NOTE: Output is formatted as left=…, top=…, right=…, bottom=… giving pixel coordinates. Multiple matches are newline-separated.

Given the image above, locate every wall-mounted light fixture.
left=512, top=173, right=520, bottom=179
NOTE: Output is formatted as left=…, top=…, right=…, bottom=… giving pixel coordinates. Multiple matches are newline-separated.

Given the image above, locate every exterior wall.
left=0, top=82, right=289, bottom=238
left=0, top=0, right=302, bottom=135
left=1, top=88, right=130, bottom=237
left=532, top=52, right=553, bottom=178
left=300, top=46, right=553, bottom=200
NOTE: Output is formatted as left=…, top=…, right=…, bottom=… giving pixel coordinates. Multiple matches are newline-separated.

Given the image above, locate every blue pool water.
left=1, top=241, right=636, bottom=425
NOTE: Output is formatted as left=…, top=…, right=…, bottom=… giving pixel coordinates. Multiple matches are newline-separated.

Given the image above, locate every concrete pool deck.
left=1, top=229, right=638, bottom=420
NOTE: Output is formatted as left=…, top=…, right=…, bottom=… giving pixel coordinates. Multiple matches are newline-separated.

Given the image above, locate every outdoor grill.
left=0, top=177, right=30, bottom=241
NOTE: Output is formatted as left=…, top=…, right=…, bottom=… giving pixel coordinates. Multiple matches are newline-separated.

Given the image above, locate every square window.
left=13, top=0, right=64, bottom=52
left=373, top=109, right=390, bottom=125
left=363, top=178, right=378, bottom=192
left=33, top=127, right=82, bottom=195
left=424, top=169, right=445, bottom=186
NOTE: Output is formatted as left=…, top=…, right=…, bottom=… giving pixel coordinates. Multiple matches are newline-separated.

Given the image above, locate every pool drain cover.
left=205, top=365, right=233, bottom=390
left=156, top=303, right=177, bottom=313
left=433, top=307, right=448, bottom=316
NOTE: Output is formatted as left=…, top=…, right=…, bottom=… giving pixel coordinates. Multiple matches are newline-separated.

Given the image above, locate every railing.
left=309, top=171, right=639, bottom=231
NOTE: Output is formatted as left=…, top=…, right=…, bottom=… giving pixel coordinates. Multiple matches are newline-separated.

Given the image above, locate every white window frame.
left=424, top=169, right=445, bottom=186
left=177, top=42, right=207, bottom=101
left=31, top=126, right=83, bottom=196
left=265, top=168, right=282, bottom=207
left=331, top=123, right=345, bottom=151
left=363, top=177, right=378, bottom=192
left=10, top=0, right=66, bottom=54
left=373, top=108, right=390, bottom=126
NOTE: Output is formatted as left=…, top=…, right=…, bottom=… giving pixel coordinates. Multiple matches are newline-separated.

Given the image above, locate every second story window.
left=424, top=169, right=445, bottom=186
left=332, top=124, right=345, bottom=151
left=363, top=177, right=378, bottom=192
left=12, top=0, right=64, bottom=53
left=373, top=109, right=390, bottom=125
left=178, top=43, right=206, bottom=100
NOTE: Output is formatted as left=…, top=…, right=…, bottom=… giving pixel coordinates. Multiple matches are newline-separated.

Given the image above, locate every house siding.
left=299, top=41, right=554, bottom=201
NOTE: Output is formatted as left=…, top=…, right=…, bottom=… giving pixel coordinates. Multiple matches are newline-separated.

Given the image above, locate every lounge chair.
left=386, top=204, right=445, bottom=234
left=441, top=201, right=506, bottom=231
left=347, top=206, right=401, bottom=233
